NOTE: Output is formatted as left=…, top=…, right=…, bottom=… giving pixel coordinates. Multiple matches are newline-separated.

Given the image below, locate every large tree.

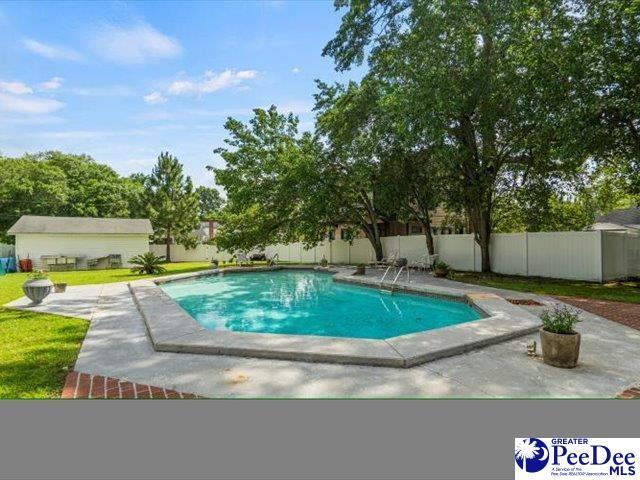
left=324, top=0, right=583, bottom=271
left=315, top=79, right=444, bottom=256
left=0, top=152, right=145, bottom=243
left=145, top=152, right=200, bottom=262
left=211, top=106, right=332, bottom=252
left=195, top=186, right=225, bottom=221
left=569, top=0, right=640, bottom=198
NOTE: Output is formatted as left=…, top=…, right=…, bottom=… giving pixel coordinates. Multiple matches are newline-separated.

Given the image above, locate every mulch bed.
left=507, top=298, right=543, bottom=306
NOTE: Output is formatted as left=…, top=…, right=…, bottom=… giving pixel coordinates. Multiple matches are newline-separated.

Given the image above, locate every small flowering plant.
left=540, top=306, right=581, bottom=335
left=28, top=269, right=49, bottom=280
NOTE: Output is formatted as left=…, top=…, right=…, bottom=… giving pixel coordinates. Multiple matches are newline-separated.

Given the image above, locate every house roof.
left=594, top=207, right=640, bottom=229
left=7, top=215, right=154, bottom=235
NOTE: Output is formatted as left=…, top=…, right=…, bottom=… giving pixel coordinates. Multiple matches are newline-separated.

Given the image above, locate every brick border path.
left=554, top=296, right=640, bottom=399
left=61, top=372, right=203, bottom=399
left=617, top=385, right=640, bottom=399
left=555, top=296, right=640, bottom=331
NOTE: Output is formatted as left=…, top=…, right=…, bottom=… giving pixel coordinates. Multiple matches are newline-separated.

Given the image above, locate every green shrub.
left=434, top=260, right=449, bottom=271
left=27, top=270, right=49, bottom=280
left=129, top=252, right=167, bottom=275
left=540, top=306, right=581, bottom=334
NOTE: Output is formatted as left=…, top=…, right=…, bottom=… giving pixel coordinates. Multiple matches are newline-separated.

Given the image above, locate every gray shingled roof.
left=595, top=207, right=640, bottom=228
left=7, top=216, right=153, bottom=235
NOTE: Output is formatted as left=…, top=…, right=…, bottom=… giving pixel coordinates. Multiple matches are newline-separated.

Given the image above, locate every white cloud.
left=0, top=81, right=33, bottom=95
left=291, top=67, right=300, bottom=74
left=167, top=69, right=257, bottom=96
left=0, top=92, right=64, bottom=114
left=22, top=38, right=83, bottom=61
left=89, top=22, right=182, bottom=65
left=38, top=77, right=64, bottom=91
left=69, top=85, right=134, bottom=97
left=143, top=91, right=166, bottom=105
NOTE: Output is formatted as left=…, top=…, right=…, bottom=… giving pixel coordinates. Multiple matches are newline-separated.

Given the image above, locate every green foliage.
left=211, top=106, right=331, bottom=252
left=540, top=306, right=581, bottom=335
left=27, top=270, right=49, bottom=280
left=144, top=152, right=200, bottom=261
left=129, top=252, right=167, bottom=275
left=433, top=261, right=450, bottom=272
left=324, top=0, right=590, bottom=271
left=196, top=186, right=224, bottom=220
left=0, top=152, right=147, bottom=243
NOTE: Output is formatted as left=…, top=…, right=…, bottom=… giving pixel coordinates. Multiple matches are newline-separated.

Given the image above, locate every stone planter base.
left=540, top=328, right=581, bottom=368
left=22, top=279, right=54, bottom=304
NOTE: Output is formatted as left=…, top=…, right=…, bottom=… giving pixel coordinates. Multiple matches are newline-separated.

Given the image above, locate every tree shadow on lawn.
left=0, top=308, right=88, bottom=398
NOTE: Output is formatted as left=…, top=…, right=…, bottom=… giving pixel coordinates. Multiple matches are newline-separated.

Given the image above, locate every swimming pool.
left=160, top=270, right=481, bottom=340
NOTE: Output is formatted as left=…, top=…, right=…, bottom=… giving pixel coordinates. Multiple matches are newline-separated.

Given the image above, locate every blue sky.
left=0, top=1, right=361, bottom=186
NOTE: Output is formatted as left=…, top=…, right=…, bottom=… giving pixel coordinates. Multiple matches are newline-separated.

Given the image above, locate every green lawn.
left=453, top=272, right=640, bottom=304
left=0, top=261, right=214, bottom=398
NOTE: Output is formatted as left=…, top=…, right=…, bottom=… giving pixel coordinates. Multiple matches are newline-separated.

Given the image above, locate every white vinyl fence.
left=0, top=243, right=15, bottom=257
left=157, top=230, right=640, bottom=282
left=149, top=244, right=234, bottom=263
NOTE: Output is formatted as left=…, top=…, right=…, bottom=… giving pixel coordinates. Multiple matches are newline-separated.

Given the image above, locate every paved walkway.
left=7, top=272, right=640, bottom=398
left=556, top=296, right=640, bottom=331
left=62, top=372, right=202, bottom=399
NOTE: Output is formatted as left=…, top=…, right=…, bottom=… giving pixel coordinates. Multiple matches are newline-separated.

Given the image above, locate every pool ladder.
left=379, top=265, right=410, bottom=293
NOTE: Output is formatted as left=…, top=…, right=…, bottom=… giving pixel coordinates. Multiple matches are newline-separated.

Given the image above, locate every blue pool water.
left=160, top=270, right=482, bottom=340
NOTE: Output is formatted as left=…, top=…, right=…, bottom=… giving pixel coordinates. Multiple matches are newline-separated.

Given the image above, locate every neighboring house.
left=591, top=207, right=640, bottom=233
left=8, top=215, right=153, bottom=270
left=191, top=220, right=218, bottom=243
left=331, top=206, right=467, bottom=240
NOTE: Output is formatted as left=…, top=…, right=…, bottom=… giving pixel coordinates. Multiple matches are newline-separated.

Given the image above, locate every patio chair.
left=235, top=251, right=252, bottom=267
left=266, top=252, right=279, bottom=267
left=371, top=250, right=398, bottom=269
left=409, top=254, right=430, bottom=272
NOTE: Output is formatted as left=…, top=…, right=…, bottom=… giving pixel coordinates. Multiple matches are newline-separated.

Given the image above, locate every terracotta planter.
left=355, top=265, right=365, bottom=275
left=434, top=269, right=448, bottom=278
left=539, top=328, right=581, bottom=368
left=22, top=279, right=53, bottom=304
left=54, top=283, right=67, bottom=293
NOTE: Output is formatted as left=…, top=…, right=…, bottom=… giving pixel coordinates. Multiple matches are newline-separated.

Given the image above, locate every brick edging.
left=61, top=372, right=203, bottom=399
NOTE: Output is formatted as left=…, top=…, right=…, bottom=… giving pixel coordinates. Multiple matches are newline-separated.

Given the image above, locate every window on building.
left=410, top=225, right=422, bottom=234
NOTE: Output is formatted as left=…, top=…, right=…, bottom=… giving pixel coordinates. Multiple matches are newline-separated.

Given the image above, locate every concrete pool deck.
left=7, top=269, right=640, bottom=398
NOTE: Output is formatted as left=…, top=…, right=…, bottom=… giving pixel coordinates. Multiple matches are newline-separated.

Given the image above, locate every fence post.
left=597, top=230, right=604, bottom=282
left=524, top=232, right=529, bottom=277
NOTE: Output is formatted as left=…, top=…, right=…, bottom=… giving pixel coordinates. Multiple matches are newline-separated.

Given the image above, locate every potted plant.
left=211, top=258, right=220, bottom=268
left=320, top=255, right=328, bottom=267
left=54, top=282, right=67, bottom=293
left=355, top=263, right=366, bottom=275
left=539, top=306, right=581, bottom=368
left=433, top=260, right=450, bottom=278
left=22, top=270, right=53, bottom=304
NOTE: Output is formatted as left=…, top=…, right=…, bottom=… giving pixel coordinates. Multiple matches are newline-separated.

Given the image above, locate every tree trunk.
left=477, top=210, right=491, bottom=273
left=165, top=226, right=172, bottom=263
left=360, top=223, right=384, bottom=261
left=419, top=216, right=435, bottom=255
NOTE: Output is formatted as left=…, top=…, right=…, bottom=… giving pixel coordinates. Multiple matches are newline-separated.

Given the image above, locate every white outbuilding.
left=8, top=215, right=153, bottom=270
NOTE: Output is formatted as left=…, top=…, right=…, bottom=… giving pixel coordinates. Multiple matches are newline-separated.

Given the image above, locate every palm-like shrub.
left=129, top=252, right=167, bottom=275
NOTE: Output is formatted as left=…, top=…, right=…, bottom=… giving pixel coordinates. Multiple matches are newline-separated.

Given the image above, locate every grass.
left=453, top=272, right=640, bottom=304
left=0, top=261, right=215, bottom=398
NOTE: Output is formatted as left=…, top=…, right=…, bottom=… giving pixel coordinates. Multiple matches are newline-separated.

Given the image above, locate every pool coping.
left=129, top=266, right=541, bottom=368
